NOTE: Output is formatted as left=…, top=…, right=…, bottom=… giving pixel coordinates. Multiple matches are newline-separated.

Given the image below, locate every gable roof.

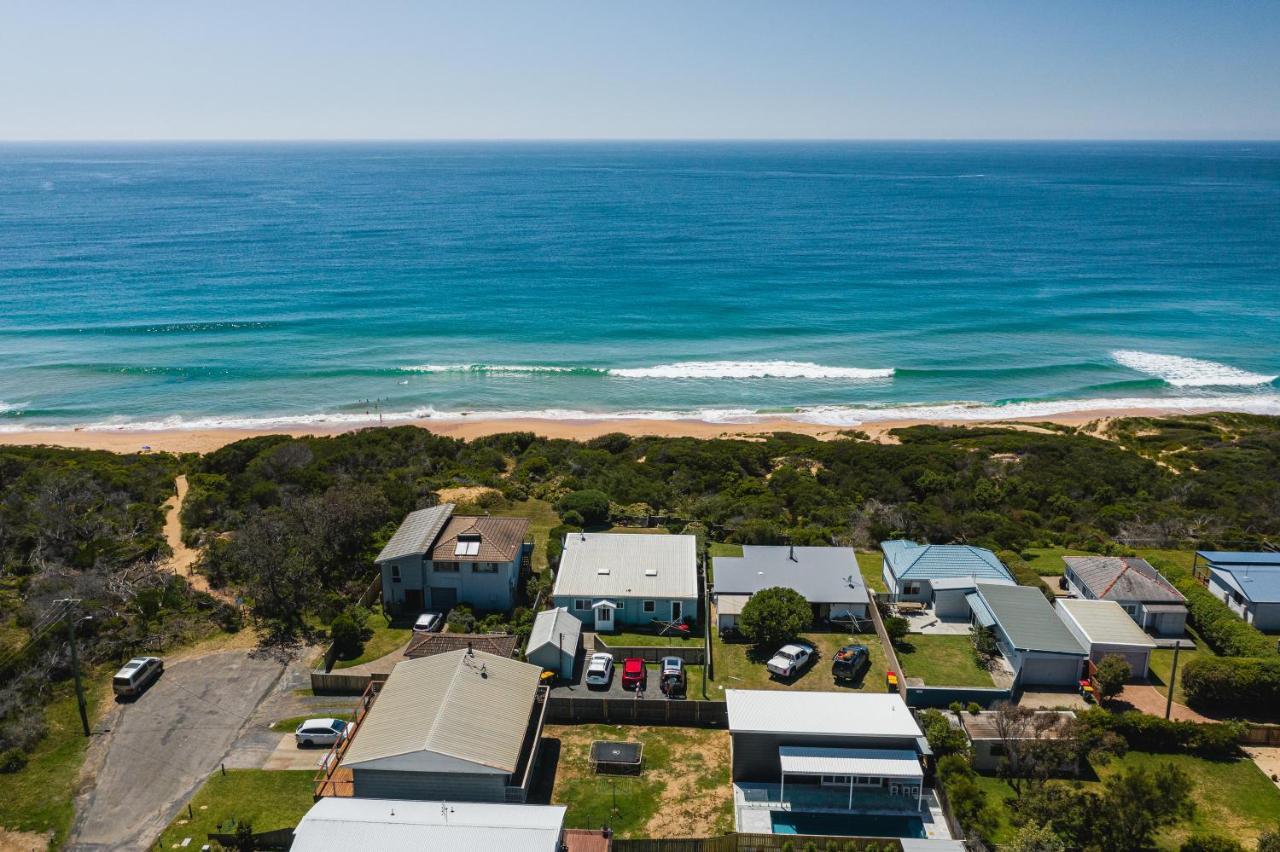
left=376, top=504, right=455, bottom=562
left=1063, top=556, right=1184, bottom=605
left=553, top=533, right=697, bottom=600
left=1196, top=551, right=1280, bottom=568
left=292, top=798, right=566, bottom=852
left=712, top=546, right=869, bottom=605
left=1209, top=564, right=1280, bottom=605
left=881, top=540, right=1013, bottom=583
left=976, top=582, right=1086, bottom=656
left=725, top=689, right=922, bottom=738
left=526, top=607, right=582, bottom=655
left=405, top=632, right=519, bottom=660
left=431, top=515, right=529, bottom=563
left=1056, top=598, right=1157, bottom=648
left=340, top=649, right=542, bottom=775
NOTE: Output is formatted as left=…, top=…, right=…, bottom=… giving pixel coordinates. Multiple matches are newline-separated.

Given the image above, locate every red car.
left=621, top=657, right=646, bottom=691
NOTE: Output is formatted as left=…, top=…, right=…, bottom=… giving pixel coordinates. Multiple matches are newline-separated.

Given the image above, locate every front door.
left=404, top=589, right=424, bottom=612
left=671, top=601, right=683, bottom=623
left=595, top=604, right=614, bottom=632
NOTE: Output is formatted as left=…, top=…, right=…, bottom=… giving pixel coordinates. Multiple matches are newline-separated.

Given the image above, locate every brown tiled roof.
left=960, top=710, right=1075, bottom=741
left=404, top=632, right=519, bottom=660
left=430, top=515, right=529, bottom=562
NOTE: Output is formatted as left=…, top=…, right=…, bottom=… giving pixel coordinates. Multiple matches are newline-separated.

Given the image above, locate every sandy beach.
left=0, top=408, right=1171, bottom=455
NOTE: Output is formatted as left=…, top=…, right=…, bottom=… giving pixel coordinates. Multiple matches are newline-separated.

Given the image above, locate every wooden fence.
left=310, top=670, right=387, bottom=696
left=546, top=696, right=727, bottom=726
left=613, top=834, right=903, bottom=852
left=207, top=826, right=295, bottom=849
left=593, top=635, right=706, bottom=664
left=1241, top=723, right=1280, bottom=746
left=319, top=572, right=386, bottom=672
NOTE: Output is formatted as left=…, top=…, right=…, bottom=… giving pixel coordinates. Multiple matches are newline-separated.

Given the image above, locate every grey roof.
left=553, top=533, right=698, bottom=600
left=976, top=583, right=1086, bottom=656
left=778, top=746, right=923, bottom=779
left=292, top=798, right=566, bottom=852
left=725, top=690, right=922, bottom=738
left=1063, top=556, right=1185, bottom=605
left=881, top=540, right=1013, bottom=583
left=1056, top=599, right=1157, bottom=648
left=712, top=546, right=869, bottom=604
left=526, top=607, right=582, bottom=656
left=375, top=504, right=455, bottom=562
left=340, top=649, right=542, bottom=775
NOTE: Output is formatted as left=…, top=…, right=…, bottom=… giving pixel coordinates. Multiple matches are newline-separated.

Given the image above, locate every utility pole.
left=1164, top=641, right=1181, bottom=720
left=57, top=599, right=91, bottom=737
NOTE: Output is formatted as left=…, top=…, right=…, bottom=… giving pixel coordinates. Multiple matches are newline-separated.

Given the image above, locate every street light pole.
left=1165, top=641, right=1181, bottom=720
left=57, top=599, right=91, bottom=737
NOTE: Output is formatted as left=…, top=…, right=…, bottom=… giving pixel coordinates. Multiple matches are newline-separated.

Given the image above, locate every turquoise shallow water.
left=0, top=141, right=1278, bottom=431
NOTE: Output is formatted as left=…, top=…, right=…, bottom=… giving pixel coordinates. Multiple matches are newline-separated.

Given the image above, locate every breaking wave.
left=401, top=360, right=894, bottom=380
left=1111, top=351, right=1277, bottom=388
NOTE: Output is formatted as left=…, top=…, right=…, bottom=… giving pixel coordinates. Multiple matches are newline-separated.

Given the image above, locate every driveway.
left=67, top=649, right=285, bottom=851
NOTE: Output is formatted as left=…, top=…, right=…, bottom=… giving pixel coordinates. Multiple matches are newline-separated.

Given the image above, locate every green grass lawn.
left=493, top=498, right=560, bottom=572
left=856, top=551, right=887, bottom=593
left=544, top=724, right=732, bottom=838
left=974, top=751, right=1280, bottom=850
left=1148, top=645, right=1207, bottom=706
left=606, top=526, right=670, bottom=535
left=1134, top=549, right=1198, bottom=573
left=331, top=607, right=411, bottom=669
left=895, top=634, right=994, bottom=687
left=709, top=629, right=889, bottom=694
left=1021, top=547, right=1098, bottom=575
left=602, top=630, right=703, bottom=647
left=0, top=679, right=103, bottom=847
left=708, top=542, right=743, bottom=558
left=155, top=769, right=316, bottom=850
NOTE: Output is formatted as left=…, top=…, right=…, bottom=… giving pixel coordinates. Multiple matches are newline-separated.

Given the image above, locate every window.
left=472, top=562, right=499, bottom=574
left=643, top=600, right=656, bottom=614
left=574, top=599, right=591, bottom=611
left=433, top=561, right=460, bottom=573
left=904, top=582, right=921, bottom=595
left=454, top=534, right=481, bottom=557
left=390, top=565, right=401, bottom=582
left=990, top=745, right=1006, bottom=757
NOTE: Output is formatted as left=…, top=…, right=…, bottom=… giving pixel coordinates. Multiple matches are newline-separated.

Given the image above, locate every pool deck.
left=733, top=783, right=953, bottom=840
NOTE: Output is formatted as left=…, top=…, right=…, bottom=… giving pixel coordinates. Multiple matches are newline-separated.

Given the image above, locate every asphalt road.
left=67, top=650, right=285, bottom=851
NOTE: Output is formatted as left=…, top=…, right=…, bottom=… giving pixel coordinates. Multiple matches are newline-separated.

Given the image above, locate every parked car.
left=413, top=611, right=444, bottom=633
left=831, top=644, right=870, bottom=682
left=659, top=656, right=686, bottom=698
left=621, top=657, right=646, bottom=691
left=295, top=718, right=349, bottom=748
left=112, top=656, right=163, bottom=697
left=766, top=642, right=816, bottom=678
left=585, top=653, right=615, bottom=688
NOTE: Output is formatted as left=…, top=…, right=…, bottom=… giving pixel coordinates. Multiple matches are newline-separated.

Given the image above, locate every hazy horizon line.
left=2, top=137, right=1279, bottom=145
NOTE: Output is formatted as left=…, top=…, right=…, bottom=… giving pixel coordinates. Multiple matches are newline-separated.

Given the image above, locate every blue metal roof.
left=1213, top=565, right=1280, bottom=604
left=881, top=539, right=1013, bottom=583
left=1197, top=551, right=1280, bottom=567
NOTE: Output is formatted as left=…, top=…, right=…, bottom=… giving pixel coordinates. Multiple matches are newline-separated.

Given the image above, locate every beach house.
left=376, top=504, right=530, bottom=614
left=881, top=540, right=1014, bottom=618
left=552, top=532, right=699, bottom=632
left=1062, top=556, right=1187, bottom=637
left=712, top=545, right=870, bottom=634
left=1055, top=598, right=1156, bottom=678
left=968, top=583, right=1088, bottom=686
left=1197, top=551, right=1280, bottom=631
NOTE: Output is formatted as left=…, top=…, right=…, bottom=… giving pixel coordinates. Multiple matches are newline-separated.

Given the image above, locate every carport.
left=778, top=746, right=924, bottom=811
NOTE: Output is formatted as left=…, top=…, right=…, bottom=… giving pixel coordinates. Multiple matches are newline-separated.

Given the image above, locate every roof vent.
left=645, top=569, right=658, bottom=577
left=597, top=568, right=611, bottom=575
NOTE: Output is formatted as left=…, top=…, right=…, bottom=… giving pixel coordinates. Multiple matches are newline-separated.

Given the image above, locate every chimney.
left=466, top=641, right=473, bottom=656
left=789, top=544, right=797, bottom=562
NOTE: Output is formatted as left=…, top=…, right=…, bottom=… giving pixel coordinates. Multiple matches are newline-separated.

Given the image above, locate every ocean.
left=1, top=141, right=1278, bottom=432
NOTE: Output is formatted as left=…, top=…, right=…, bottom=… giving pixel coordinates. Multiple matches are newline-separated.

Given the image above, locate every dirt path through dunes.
left=163, top=475, right=235, bottom=604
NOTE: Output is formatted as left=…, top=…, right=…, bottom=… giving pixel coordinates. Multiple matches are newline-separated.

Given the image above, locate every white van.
left=112, top=657, right=164, bottom=697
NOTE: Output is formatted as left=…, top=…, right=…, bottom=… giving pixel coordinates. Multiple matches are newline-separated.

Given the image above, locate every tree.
left=1006, top=824, right=1067, bottom=852
left=556, top=490, right=610, bottom=526
left=1087, top=763, right=1193, bottom=852
left=738, top=587, right=811, bottom=648
left=1258, top=828, right=1280, bottom=852
left=971, top=625, right=999, bottom=664
left=1181, top=838, right=1245, bottom=852
left=1094, top=654, right=1132, bottom=702
left=937, top=754, right=998, bottom=841
left=329, top=611, right=365, bottom=660
left=883, top=616, right=910, bottom=645
left=918, top=709, right=970, bottom=758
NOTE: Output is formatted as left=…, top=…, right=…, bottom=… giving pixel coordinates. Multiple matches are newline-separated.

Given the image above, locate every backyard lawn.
left=331, top=606, right=411, bottom=669
left=603, top=630, right=703, bottom=648
left=543, top=724, right=732, bottom=838
left=709, top=629, right=889, bottom=694
left=493, top=498, right=560, bottom=572
left=1021, top=547, right=1097, bottom=575
left=606, top=526, right=670, bottom=535
left=708, top=542, right=743, bottom=558
left=1148, top=645, right=1207, bottom=706
left=974, top=751, right=1280, bottom=849
left=895, top=634, right=994, bottom=687
left=156, top=769, right=316, bottom=850
left=856, top=551, right=887, bottom=593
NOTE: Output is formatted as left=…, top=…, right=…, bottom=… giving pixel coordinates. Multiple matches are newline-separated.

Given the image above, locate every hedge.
left=1181, top=656, right=1280, bottom=711
left=997, top=550, right=1055, bottom=602
left=1078, top=708, right=1242, bottom=758
left=1149, top=557, right=1275, bottom=658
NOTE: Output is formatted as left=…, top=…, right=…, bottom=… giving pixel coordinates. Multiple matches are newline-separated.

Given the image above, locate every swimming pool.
left=769, top=811, right=926, bottom=839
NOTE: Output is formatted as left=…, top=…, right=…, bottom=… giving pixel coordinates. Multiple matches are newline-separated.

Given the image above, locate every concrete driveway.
left=67, top=649, right=285, bottom=851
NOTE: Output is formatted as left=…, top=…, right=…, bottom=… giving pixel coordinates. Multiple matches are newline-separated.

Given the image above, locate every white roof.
left=716, top=593, right=751, bottom=616
left=292, top=798, right=566, bottom=852
left=553, top=533, right=697, bottom=600
left=1056, top=598, right=1157, bottom=649
left=779, top=746, right=923, bottom=779
left=930, top=576, right=1014, bottom=591
left=525, top=607, right=582, bottom=656
left=725, top=690, right=922, bottom=738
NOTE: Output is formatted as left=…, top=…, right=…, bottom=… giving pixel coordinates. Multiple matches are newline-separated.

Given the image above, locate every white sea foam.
left=1111, top=351, right=1277, bottom=388
left=401, top=364, right=591, bottom=375
left=608, top=361, right=894, bottom=380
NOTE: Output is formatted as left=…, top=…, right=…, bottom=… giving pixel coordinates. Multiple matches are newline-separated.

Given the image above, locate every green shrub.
left=1094, top=654, right=1132, bottom=701
left=329, top=612, right=364, bottom=659
left=0, top=748, right=27, bottom=774
left=1078, top=708, right=1242, bottom=758
left=998, top=550, right=1055, bottom=601
left=966, top=702, right=982, bottom=715
left=884, top=616, right=910, bottom=645
left=740, top=587, right=811, bottom=649
left=1181, top=655, right=1280, bottom=711
left=447, top=604, right=476, bottom=633
left=555, top=490, right=611, bottom=526
left=1180, top=836, right=1245, bottom=852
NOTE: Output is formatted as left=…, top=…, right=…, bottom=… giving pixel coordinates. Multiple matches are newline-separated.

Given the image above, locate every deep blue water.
left=770, top=809, right=926, bottom=838
left=1, top=141, right=1278, bottom=431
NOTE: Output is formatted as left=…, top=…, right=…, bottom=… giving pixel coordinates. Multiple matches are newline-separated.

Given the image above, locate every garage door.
left=1092, top=649, right=1150, bottom=678
left=1020, top=654, right=1083, bottom=686
left=430, top=586, right=458, bottom=611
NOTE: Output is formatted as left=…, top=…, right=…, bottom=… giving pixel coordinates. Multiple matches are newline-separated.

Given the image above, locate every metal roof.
left=965, top=591, right=996, bottom=628
left=712, top=546, right=869, bottom=604
left=1056, top=599, right=1157, bottom=648
left=778, top=746, right=923, bottom=779
left=340, top=649, right=542, bottom=775
left=880, top=540, right=1013, bottom=583
left=526, top=607, right=582, bottom=656
left=431, top=515, right=530, bottom=562
left=1210, top=565, right=1280, bottom=604
left=959, top=709, right=1075, bottom=741
left=1196, top=551, right=1280, bottom=567
left=292, top=798, right=566, bottom=852
left=976, top=583, right=1087, bottom=656
left=404, top=632, right=519, bottom=660
left=375, top=504, right=455, bottom=562
left=725, top=690, right=922, bottom=738
left=1063, top=556, right=1185, bottom=604
left=715, top=593, right=751, bottom=616
left=553, top=533, right=697, bottom=600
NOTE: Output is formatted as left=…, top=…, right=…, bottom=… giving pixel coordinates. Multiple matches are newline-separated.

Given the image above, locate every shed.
left=292, top=797, right=566, bottom=852
left=1055, top=598, right=1156, bottom=676
left=973, top=583, right=1087, bottom=687
left=525, top=607, right=581, bottom=679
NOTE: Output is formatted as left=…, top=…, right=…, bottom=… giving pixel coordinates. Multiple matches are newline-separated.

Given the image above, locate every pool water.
left=770, top=811, right=926, bottom=839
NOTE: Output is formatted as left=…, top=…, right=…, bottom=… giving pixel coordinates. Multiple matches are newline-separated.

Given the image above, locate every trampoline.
left=590, top=740, right=644, bottom=775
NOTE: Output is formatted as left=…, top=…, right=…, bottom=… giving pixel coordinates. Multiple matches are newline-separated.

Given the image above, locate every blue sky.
left=2, top=1, right=1278, bottom=140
